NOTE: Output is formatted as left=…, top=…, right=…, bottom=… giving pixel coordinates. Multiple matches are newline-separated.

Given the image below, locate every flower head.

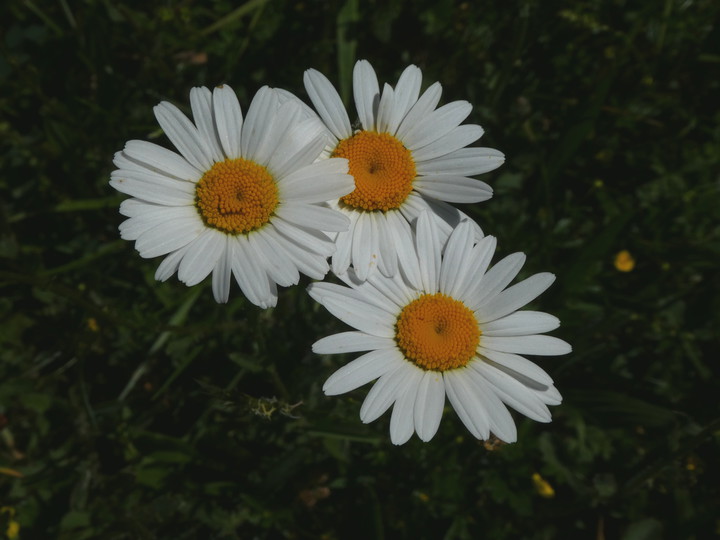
left=303, top=60, right=504, bottom=280
left=308, top=212, right=570, bottom=445
left=111, top=85, right=354, bottom=307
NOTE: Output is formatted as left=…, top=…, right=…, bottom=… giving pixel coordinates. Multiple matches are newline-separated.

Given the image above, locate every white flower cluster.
left=110, top=60, right=571, bottom=445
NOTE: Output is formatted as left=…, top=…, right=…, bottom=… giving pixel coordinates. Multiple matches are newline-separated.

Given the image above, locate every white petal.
left=303, top=69, right=352, bottom=140
left=476, top=273, right=555, bottom=323
left=464, top=366, right=518, bottom=443
left=240, top=86, right=278, bottom=161
left=189, top=86, right=224, bottom=162
left=177, top=229, right=226, bottom=286
left=439, top=220, right=475, bottom=296
left=272, top=227, right=329, bottom=280
left=230, top=237, right=276, bottom=308
left=444, top=369, right=490, bottom=439
left=322, top=348, right=404, bottom=395
left=153, top=101, right=213, bottom=171
left=119, top=205, right=197, bottom=241
left=482, top=311, right=560, bottom=337
left=374, top=212, right=398, bottom=278
left=276, top=159, right=354, bottom=203
left=375, top=83, right=395, bottom=133
left=212, top=84, right=244, bottom=159
left=360, top=362, right=412, bottom=423
left=272, top=217, right=336, bottom=257
left=414, top=175, right=493, bottom=204
left=254, top=100, right=303, bottom=167
left=211, top=236, right=232, bottom=303
left=403, top=101, right=472, bottom=151
left=481, top=335, right=572, bottom=356
left=110, top=169, right=195, bottom=206
left=268, top=132, right=329, bottom=180
left=251, top=227, right=300, bottom=287
left=307, top=284, right=396, bottom=337
left=353, top=60, right=380, bottom=131
left=478, top=348, right=555, bottom=387
left=308, top=281, right=396, bottom=315
left=332, top=212, right=357, bottom=276
left=467, top=253, right=526, bottom=310
left=390, top=367, right=423, bottom=445
left=414, top=370, right=446, bottom=442
left=385, top=210, right=422, bottom=289
left=135, top=215, right=205, bottom=258
left=396, top=82, right=442, bottom=142
left=351, top=214, right=377, bottom=281
left=277, top=203, right=349, bottom=233
left=453, top=236, right=496, bottom=300
left=416, top=211, right=441, bottom=293
left=155, top=243, right=193, bottom=282
left=387, top=64, right=422, bottom=135
left=313, top=331, right=396, bottom=354
left=470, top=361, right=552, bottom=422
left=411, top=124, right=484, bottom=162
left=415, top=147, right=505, bottom=176
left=123, top=140, right=202, bottom=181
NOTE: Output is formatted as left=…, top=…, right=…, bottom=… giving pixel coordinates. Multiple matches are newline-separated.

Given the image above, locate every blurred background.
left=1, top=0, right=719, bottom=538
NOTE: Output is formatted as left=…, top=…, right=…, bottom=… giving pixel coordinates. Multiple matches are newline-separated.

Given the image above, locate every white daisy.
left=110, top=85, right=354, bottom=307
left=303, top=59, right=505, bottom=282
left=308, top=212, right=570, bottom=445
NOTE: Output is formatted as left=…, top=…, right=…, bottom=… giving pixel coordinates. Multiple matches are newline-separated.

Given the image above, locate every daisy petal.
left=390, top=367, right=423, bottom=445
left=304, top=69, right=352, bottom=140
left=411, top=124, right=485, bottom=162
left=439, top=220, right=475, bottom=295
left=467, top=253, right=526, bottom=310
left=123, top=140, right=202, bottom=181
left=353, top=60, right=380, bottom=131
left=387, top=64, right=422, bottom=134
left=476, top=273, right=556, bottom=323
left=177, top=229, right=226, bottom=286
left=470, top=361, right=552, bottom=422
left=444, top=369, right=490, bottom=439
left=396, top=82, right=442, bottom=141
left=360, top=363, right=412, bottom=423
left=482, top=311, right=560, bottom=337
left=322, top=348, right=404, bottom=395
left=403, top=101, right=472, bottom=151
left=153, top=101, right=213, bottom=171
left=415, top=147, right=505, bottom=176
left=307, top=287, right=397, bottom=338
left=481, top=335, right=572, bottom=356
left=414, top=176, right=493, bottom=204
left=478, top=348, right=555, bottom=386
left=416, top=211, right=441, bottom=293
left=189, top=86, right=224, bottom=162
left=464, top=366, right=518, bottom=443
left=211, top=236, right=232, bottom=303
left=313, top=332, right=396, bottom=354
left=414, top=370, right=446, bottom=442
left=277, top=203, right=350, bottom=233
left=212, top=84, right=244, bottom=159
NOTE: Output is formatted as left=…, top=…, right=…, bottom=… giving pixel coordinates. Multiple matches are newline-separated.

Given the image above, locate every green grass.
left=1, top=0, right=719, bottom=538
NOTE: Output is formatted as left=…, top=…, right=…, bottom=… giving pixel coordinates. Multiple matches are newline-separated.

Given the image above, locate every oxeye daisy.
left=110, top=85, right=354, bottom=307
left=303, top=60, right=505, bottom=281
left=308, top=212, right=570, bottom=445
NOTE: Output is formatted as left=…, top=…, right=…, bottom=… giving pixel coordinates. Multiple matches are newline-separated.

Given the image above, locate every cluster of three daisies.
left=111, top=60, right=571, bottom=445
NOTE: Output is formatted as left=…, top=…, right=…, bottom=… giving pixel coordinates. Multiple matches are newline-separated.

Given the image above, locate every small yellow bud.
left=614, top=250, right=635, bottom=272
left=532, top=473, right=555, bottom=498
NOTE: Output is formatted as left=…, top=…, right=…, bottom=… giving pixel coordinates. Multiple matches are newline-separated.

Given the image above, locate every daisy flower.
left=111, top=85, right=354, bottom=307
left=308, top=212, right=570, bottom=445
left=303, top=60, right=505, bottom=281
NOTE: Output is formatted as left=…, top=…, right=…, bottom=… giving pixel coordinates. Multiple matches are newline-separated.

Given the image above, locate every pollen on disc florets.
left=195, top=158, right=279, bottom=234
left=332, top=131, right=416, bottom=212
left=395, top=293, right=481, bottom=371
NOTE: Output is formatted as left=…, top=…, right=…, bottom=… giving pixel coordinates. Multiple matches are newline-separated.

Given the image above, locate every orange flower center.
left=332, top=131, right=416, bottom=211
left=195, top=158, right=279, bottom=234
left=395, top=293, right=480, bottom=371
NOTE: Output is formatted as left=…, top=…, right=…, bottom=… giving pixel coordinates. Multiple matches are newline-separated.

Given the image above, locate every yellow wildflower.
left=532, top=473, right=555, bottom=498
left=614, top=250, right=635, bottom=272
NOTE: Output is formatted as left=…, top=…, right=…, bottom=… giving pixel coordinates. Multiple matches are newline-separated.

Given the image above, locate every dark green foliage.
left=1, top=0, right=719, bottom=538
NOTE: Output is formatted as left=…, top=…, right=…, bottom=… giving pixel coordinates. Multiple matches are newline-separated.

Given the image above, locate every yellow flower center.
left=195, top=158, right=279, bottom=234
left=395, top=293, right=480, bottom=371
left=332, top=131, right=416, bottom=211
